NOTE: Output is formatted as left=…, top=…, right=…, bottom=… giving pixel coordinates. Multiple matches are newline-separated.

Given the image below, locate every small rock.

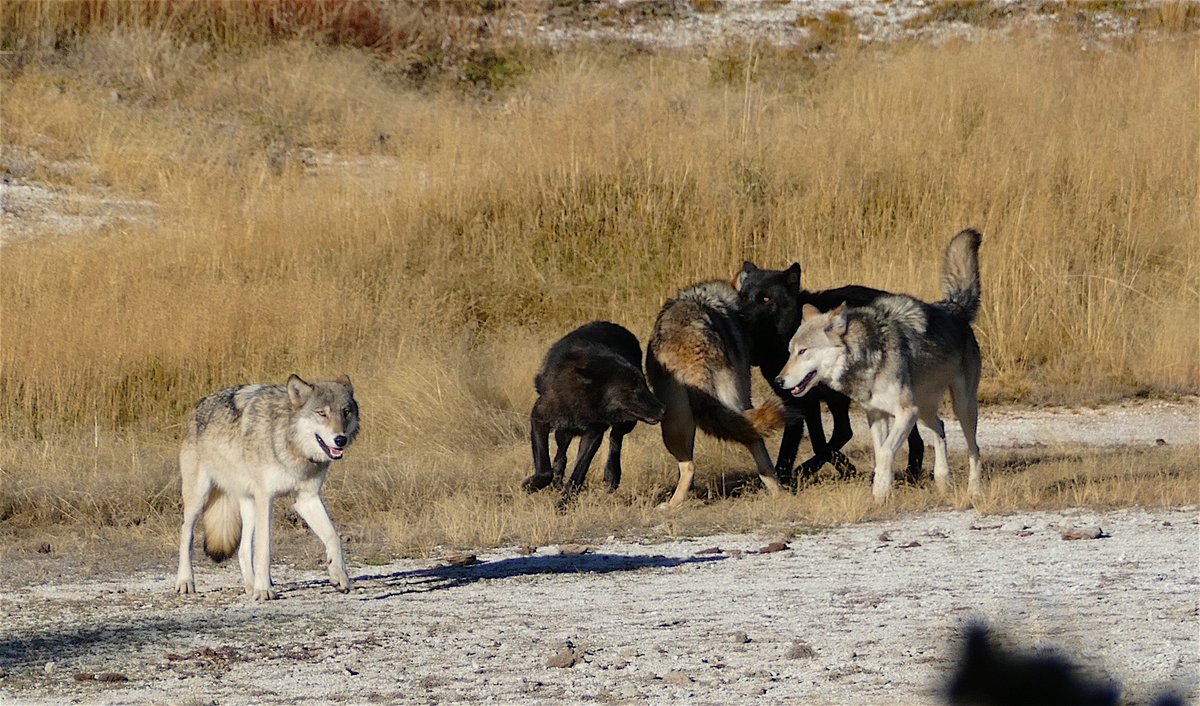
left=344, top=666, right=360, bottom=676
left=925, top=528, right=949, bottom=539
left=970, top=524, right=1003, bottom=531
left=109, top=90, right=123, bottom=103
left=787, top=640, right=816, bottom=660
left=546, top=645, right=580, bottom=668
left=43, top=661, right=56, bottom=675
left=96, top=673, right=128, bottom=682
left=515, top=545, right=537, bottom=556
left=757, top=541, right=789, bottom=554
left=1061, top=526, right=1108, bottom=541
left=725, top=549, right=745, bottom=559
left=898, top=540, right=922, bottom=549
left=663, top=671, right=693, bottom=686
left=1155, top=438, right=1166, bottom=446
left=558, top=544, right=590, bottom=556
left=73, top=672, right=93, bottom=682
left=444, top=553, right=477, bottom=567
left=695, top=546, right=722, bottom=555
left=878, top=532, right=893, bottom=542
left=731, top=630, right=751, bottom=644
left=1015, top=530, right=1035, bottom=537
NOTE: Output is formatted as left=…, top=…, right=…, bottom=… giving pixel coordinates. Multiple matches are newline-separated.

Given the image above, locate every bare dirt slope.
left=2, top=504, right=1196, bottom=706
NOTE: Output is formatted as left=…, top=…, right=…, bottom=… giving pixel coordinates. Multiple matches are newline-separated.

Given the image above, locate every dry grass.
left=0, top=11, right=1197, bottom=548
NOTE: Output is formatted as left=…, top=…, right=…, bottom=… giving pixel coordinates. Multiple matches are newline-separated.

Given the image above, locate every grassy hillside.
left=1, top=3, right=1196, bottom=550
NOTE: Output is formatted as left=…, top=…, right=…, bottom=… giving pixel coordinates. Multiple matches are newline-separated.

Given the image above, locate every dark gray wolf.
left=175, top=374, right=360, bottom=600
left=522, top=321, right=664, bottom=505
left=777, top=229, right=982, bottom=503
left=736, top=261, right=924, bottom=486
left=945, top=623, right=1119, bottom=706
left=646, top=281, right=786, bottom=509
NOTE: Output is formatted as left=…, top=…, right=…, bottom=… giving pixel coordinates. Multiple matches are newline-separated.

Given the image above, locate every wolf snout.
left=333, top=435, right=348, bottom=448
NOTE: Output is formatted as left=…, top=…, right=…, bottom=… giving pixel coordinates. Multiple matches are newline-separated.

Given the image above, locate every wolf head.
left=577, top=356, right=665, bottom=426
left=945, top=622, right=1120, bottom=706
left=734, top=261, right=804, bottom=341
left=287, top=374, right=360, bottom=462
left=775, top=303, right=850, bottom=397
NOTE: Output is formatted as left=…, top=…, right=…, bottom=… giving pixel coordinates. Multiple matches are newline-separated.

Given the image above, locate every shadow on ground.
left=353, top=552, right=725, bottom=601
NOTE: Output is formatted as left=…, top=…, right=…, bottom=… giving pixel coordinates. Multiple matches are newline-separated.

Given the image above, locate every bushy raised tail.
left=940, top=228, right=982, bottom=324
left=688, top=391, right=785, bottom=446
left=202, top=489, right=241, bottom=563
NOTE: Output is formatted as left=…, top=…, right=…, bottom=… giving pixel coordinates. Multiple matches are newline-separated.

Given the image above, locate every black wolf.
left=523, top=321, right=664, bottom=505
left=946, top=623, right=1119, bottom=706
left=736, top=262, right=924, bottom=486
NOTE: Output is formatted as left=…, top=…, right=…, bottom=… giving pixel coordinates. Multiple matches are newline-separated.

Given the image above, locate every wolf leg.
left=238, top=496, right=255, bottom=593
left=749, top=438, right=783, bottom=496
left=902, top=426, right=926, bottom=485
left=294, top=491, right=351, bottom=593
left=872, top=408, right=916, bottom=504
left=175, top=445, right=208, bottom=595
left=918, top=408, right=949, bottom=492
left=559, top=428, right=606, bottom=506
left=657, top=393, right=697, bottom=509
left=251, top=492, right=277, bottom=601
left=951, top=377, right=982, bottom=497
left=551, top=428, right=573, bottom=487
left=603, top=421, right=635, bottom=492
left=523, top=413, right=556, bottom=492
left=822, top=392, right=858, bottom=479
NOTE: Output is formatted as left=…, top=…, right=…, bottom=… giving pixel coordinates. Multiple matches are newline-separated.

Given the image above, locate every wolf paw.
left=175, top=578, right=196, bottom=595
left=521, top=474, right=554, bottom=493
left=329, top=566, right=352, bottom=593
left=251, top=588, right=278, bottom=601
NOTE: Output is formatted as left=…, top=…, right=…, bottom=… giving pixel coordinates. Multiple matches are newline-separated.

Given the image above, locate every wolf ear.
left=801, top=303, right=822, bottom=321
left=825, top=303, right=850, bottom=338
left=287, top=374, right=313, bottom=408
left=336, top=374, right=353, bottom=394
left=734, top=261, right=758, bottom=291
left=785, top=263, right=802, bottom=289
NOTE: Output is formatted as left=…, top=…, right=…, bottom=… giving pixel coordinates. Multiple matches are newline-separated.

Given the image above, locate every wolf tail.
left=202, top=489, right=241, bottom=563
left=689, top=392, right=785, bottom=446
left=940, top=228, right=982, bottom=324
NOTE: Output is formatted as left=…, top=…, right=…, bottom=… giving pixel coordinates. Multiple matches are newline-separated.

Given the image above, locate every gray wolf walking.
left=523, top=321, right=664, bottom=506
left=776, top=229, right=982, bottom=503
left=175, top=374, right=360, bottom=600
left=735, top=262, right=924, bottom=486
left=646, top=281, right=786, bottom=509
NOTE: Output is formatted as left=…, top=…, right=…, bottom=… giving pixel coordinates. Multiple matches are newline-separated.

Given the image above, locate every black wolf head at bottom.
left=945, top=622, right=1119, bottom=706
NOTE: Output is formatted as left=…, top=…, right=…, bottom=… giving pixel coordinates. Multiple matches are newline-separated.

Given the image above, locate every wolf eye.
left=316, top=409, right=327, bottom=417
left=797, top=348, right=807, bottom=356
left=342, top=407, right=351, bottom=417
left=760, top=295, right=772, bottom=304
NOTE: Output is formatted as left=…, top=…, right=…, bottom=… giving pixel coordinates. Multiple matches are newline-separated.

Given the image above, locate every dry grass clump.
left=0, top=24, right=1197, bottom=545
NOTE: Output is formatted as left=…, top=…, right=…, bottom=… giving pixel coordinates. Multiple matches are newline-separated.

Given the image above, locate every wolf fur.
left=523, top=321, right=664, bottom=506
left=945, top=623, right=1119, bottom=706
left=175, top=374, right=360, bottom=600
left=736, top=261, right=924, bottom=485
left=777, top=229, right=983, bottom=503
left=645, top=281, right=786, bottom=509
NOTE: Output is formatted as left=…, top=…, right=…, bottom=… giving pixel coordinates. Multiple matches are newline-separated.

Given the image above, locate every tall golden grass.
left=0, top=14, right=1196, bottom=547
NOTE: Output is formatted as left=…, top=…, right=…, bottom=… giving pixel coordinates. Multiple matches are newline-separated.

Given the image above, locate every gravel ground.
left=1, top=505, right=1196, bottom=706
